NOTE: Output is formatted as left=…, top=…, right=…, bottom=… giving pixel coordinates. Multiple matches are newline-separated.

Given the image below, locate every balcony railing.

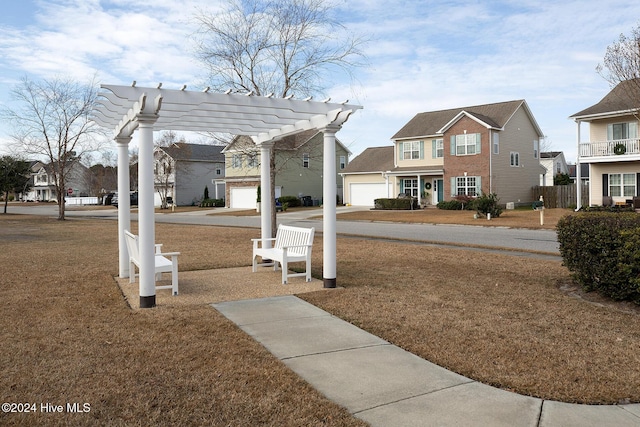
left=579, top=138, right=640, bottom=158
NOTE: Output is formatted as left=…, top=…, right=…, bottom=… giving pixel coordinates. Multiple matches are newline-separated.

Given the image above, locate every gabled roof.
left=392, top=99, right=542, bottom=140
left=159, top=143, right=225, bottom=162
left=224, top=129, right=350, bottom=154
left=570, top=78, right=640, bottom=120
left=540, top=151, right=563, bottom=159
left=341, top=146, right=394, bottom=173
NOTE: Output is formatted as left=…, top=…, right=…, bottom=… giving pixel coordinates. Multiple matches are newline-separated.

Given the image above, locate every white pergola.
left=92, top=83, right=362, bottom=308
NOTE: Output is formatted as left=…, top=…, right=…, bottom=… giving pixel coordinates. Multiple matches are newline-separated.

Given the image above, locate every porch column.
left=323, top=125, right=340, bottom=288
left=116, top=136, right=132, bottom=278
left=575, top=120, right=582, bottom=210
left=417, top=174, right=421, bottom=206
left=259, top=141, right=274, bottom=247
left=137, top=118, right=158, bottom=308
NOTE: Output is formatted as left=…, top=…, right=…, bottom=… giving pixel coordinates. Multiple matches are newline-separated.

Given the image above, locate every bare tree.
left=154, top=131, right=186, bottom=209
left=597, top=24, right=640, bottom=101
left=2, top=76, right=105, bottom=220
left=193, top=0, right=366, bottom=234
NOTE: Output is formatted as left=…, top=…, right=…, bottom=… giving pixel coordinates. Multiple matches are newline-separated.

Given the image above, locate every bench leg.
left=171, top=258, right=179, bottom=296
left=306, top=256, right=311, bottom=282
left=252, top=253, right=258, bottom=272
left=129, top=261, right=135, bottom=284
left=281, top=258, right=288, bottom=284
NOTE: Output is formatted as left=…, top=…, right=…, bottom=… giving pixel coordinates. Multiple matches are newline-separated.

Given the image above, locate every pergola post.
left=259, top=141, right=274, bottom=245
left=322, top=125, right=340, bottom=288
left=116, top=136, right=132, bottom=278
left=137, top=118, right=158, bottom=308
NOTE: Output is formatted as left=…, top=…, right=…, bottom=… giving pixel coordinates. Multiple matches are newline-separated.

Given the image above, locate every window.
left=432, top=139, right=444, bottom=158
left=302, top=153, right=310, bottom=168
left=402, top=141, right=422, bottom=160
left=609, top=173, right=636, bottom=197
left=608, top=122, right=638, bottom=140
left=451, top=133, right=480, bottom=156
left=247, top=153, right=258, bottom=168
left=231, top=154, right=242, bottom=168
left=216, top=168, right=222, bottom=175
left=493, top=133, right=499, bottom=155
left=453, top=176, right=478, bottom=197
left=510, top=152, right=520, bottom=167
left=402, top=178, right=419, bottom=197
left=339, top=155, right=346, bottom=170
left=533, top=139, right=539, bottom=159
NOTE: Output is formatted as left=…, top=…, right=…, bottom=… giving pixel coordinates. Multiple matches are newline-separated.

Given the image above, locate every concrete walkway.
left=212, top=295, right=640, bottom=427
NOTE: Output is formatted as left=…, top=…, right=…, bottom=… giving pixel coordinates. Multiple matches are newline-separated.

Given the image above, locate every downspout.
left=489, top=130, right=493, bottom=194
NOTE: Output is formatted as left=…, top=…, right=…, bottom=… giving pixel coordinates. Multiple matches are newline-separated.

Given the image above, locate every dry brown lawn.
left=1, top=211, right=639, bottom=427
left=334, top=207, right=569, bottom=230
left=0, top=215, right=366, bottom=427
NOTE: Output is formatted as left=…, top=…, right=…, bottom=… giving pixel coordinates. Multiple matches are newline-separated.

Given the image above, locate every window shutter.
left=475, top=133, right=481, bottom=154
left=399, top=179, right=404, bottom=195
left=451, top=177, right=456, bottom=197
left=607, top=124, right=613, bottom=141
left=602, top=174, right=609, bottom=197
left=630, top=122, right=638, bottom=139
left=476, top=176, right=482, bottom=195
left=432, top=140, right=437, bottom=158
left=450, top=136, right=456, bottom=155
left=399, top=142, right=404, bottom=160
left=637, top=173, right=640, bottom=196
left=419, top=141, right=424, bottom=159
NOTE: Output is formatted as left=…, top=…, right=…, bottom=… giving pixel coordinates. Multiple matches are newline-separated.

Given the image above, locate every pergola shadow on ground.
left=93, top=84, right=361, bottom=308
left=115, top=266, right=329, bottom=310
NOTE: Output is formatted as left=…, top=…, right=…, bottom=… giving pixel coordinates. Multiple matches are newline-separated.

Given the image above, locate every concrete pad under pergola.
left=92, top=83, right=362, bottom=308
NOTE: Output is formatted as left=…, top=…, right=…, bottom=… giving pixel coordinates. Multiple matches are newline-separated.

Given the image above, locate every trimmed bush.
left=437, top=200, right=462, bottom=210
left=374, top=198, right=417, bottom=210
left=199, top=198, right=224, bottom=207
left=557, top=212, right=640, bottom=303
left=471, top=192, right=503, bottom=218
left=277, top=195, right=301, bottom=207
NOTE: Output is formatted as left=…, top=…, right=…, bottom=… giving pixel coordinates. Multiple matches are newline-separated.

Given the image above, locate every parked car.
left=112, top=191, right=138, bottom=207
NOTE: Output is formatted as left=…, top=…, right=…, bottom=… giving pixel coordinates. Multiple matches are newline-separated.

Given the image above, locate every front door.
left=436, top=179, right=444, bottom=203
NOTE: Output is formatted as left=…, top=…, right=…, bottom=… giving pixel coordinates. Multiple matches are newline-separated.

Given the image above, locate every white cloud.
left=1, top=0, right=640, bottom=162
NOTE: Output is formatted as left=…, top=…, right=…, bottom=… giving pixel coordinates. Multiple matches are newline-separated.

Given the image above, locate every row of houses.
left=25, top=79, right=639, bottom=208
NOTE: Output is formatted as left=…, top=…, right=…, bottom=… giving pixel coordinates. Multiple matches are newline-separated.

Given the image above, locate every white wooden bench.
left=124, top=230, right=180, bottom=295
left=252, top=225, right=315, bottom=284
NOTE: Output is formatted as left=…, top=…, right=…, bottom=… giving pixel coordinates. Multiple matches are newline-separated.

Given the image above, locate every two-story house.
left=539, top=151, right=569, bottom=186
left=342, top=100, right=544, bottom=207
left=26, top=159, right=90, bottom=202
left=223, top=129, right=350, bottom=208
left=570, top=78, right=640, bottom=208
left=154, top=143, right=225, bottom=206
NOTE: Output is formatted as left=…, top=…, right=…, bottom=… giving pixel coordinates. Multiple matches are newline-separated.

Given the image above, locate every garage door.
left=349, top=183, right=387, bottom=206
left=230, top=187, right=258, bottom=209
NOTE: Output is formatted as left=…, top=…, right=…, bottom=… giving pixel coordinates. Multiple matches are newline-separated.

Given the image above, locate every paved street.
left=6, top=204, right=560, bottom=257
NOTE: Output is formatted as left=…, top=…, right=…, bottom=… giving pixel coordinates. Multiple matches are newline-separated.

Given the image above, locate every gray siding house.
left=154, top=143, right=225, bottom=206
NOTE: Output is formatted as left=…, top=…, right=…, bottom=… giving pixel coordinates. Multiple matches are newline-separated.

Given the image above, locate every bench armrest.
left=157, top=251, right=180, bottom=257
left=252, top=237, right=276, bottom=249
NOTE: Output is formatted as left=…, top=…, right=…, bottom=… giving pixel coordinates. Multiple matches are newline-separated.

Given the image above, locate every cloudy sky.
left=1, top=0, right=639, bottom=163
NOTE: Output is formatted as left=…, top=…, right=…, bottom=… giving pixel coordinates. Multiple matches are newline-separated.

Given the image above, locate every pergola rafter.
left=93, top=83, right=362, bottom=308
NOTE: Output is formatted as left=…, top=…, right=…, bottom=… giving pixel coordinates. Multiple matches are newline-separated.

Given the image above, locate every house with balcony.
left=570, top=79, right=640, bottom=208
left=154, top=143, right=225, bottom=206
left=26, top=159, right=89, bottom=202
left=223, top=129, right=350, bottom=208
left=342, top=100, right=544, bottom=207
